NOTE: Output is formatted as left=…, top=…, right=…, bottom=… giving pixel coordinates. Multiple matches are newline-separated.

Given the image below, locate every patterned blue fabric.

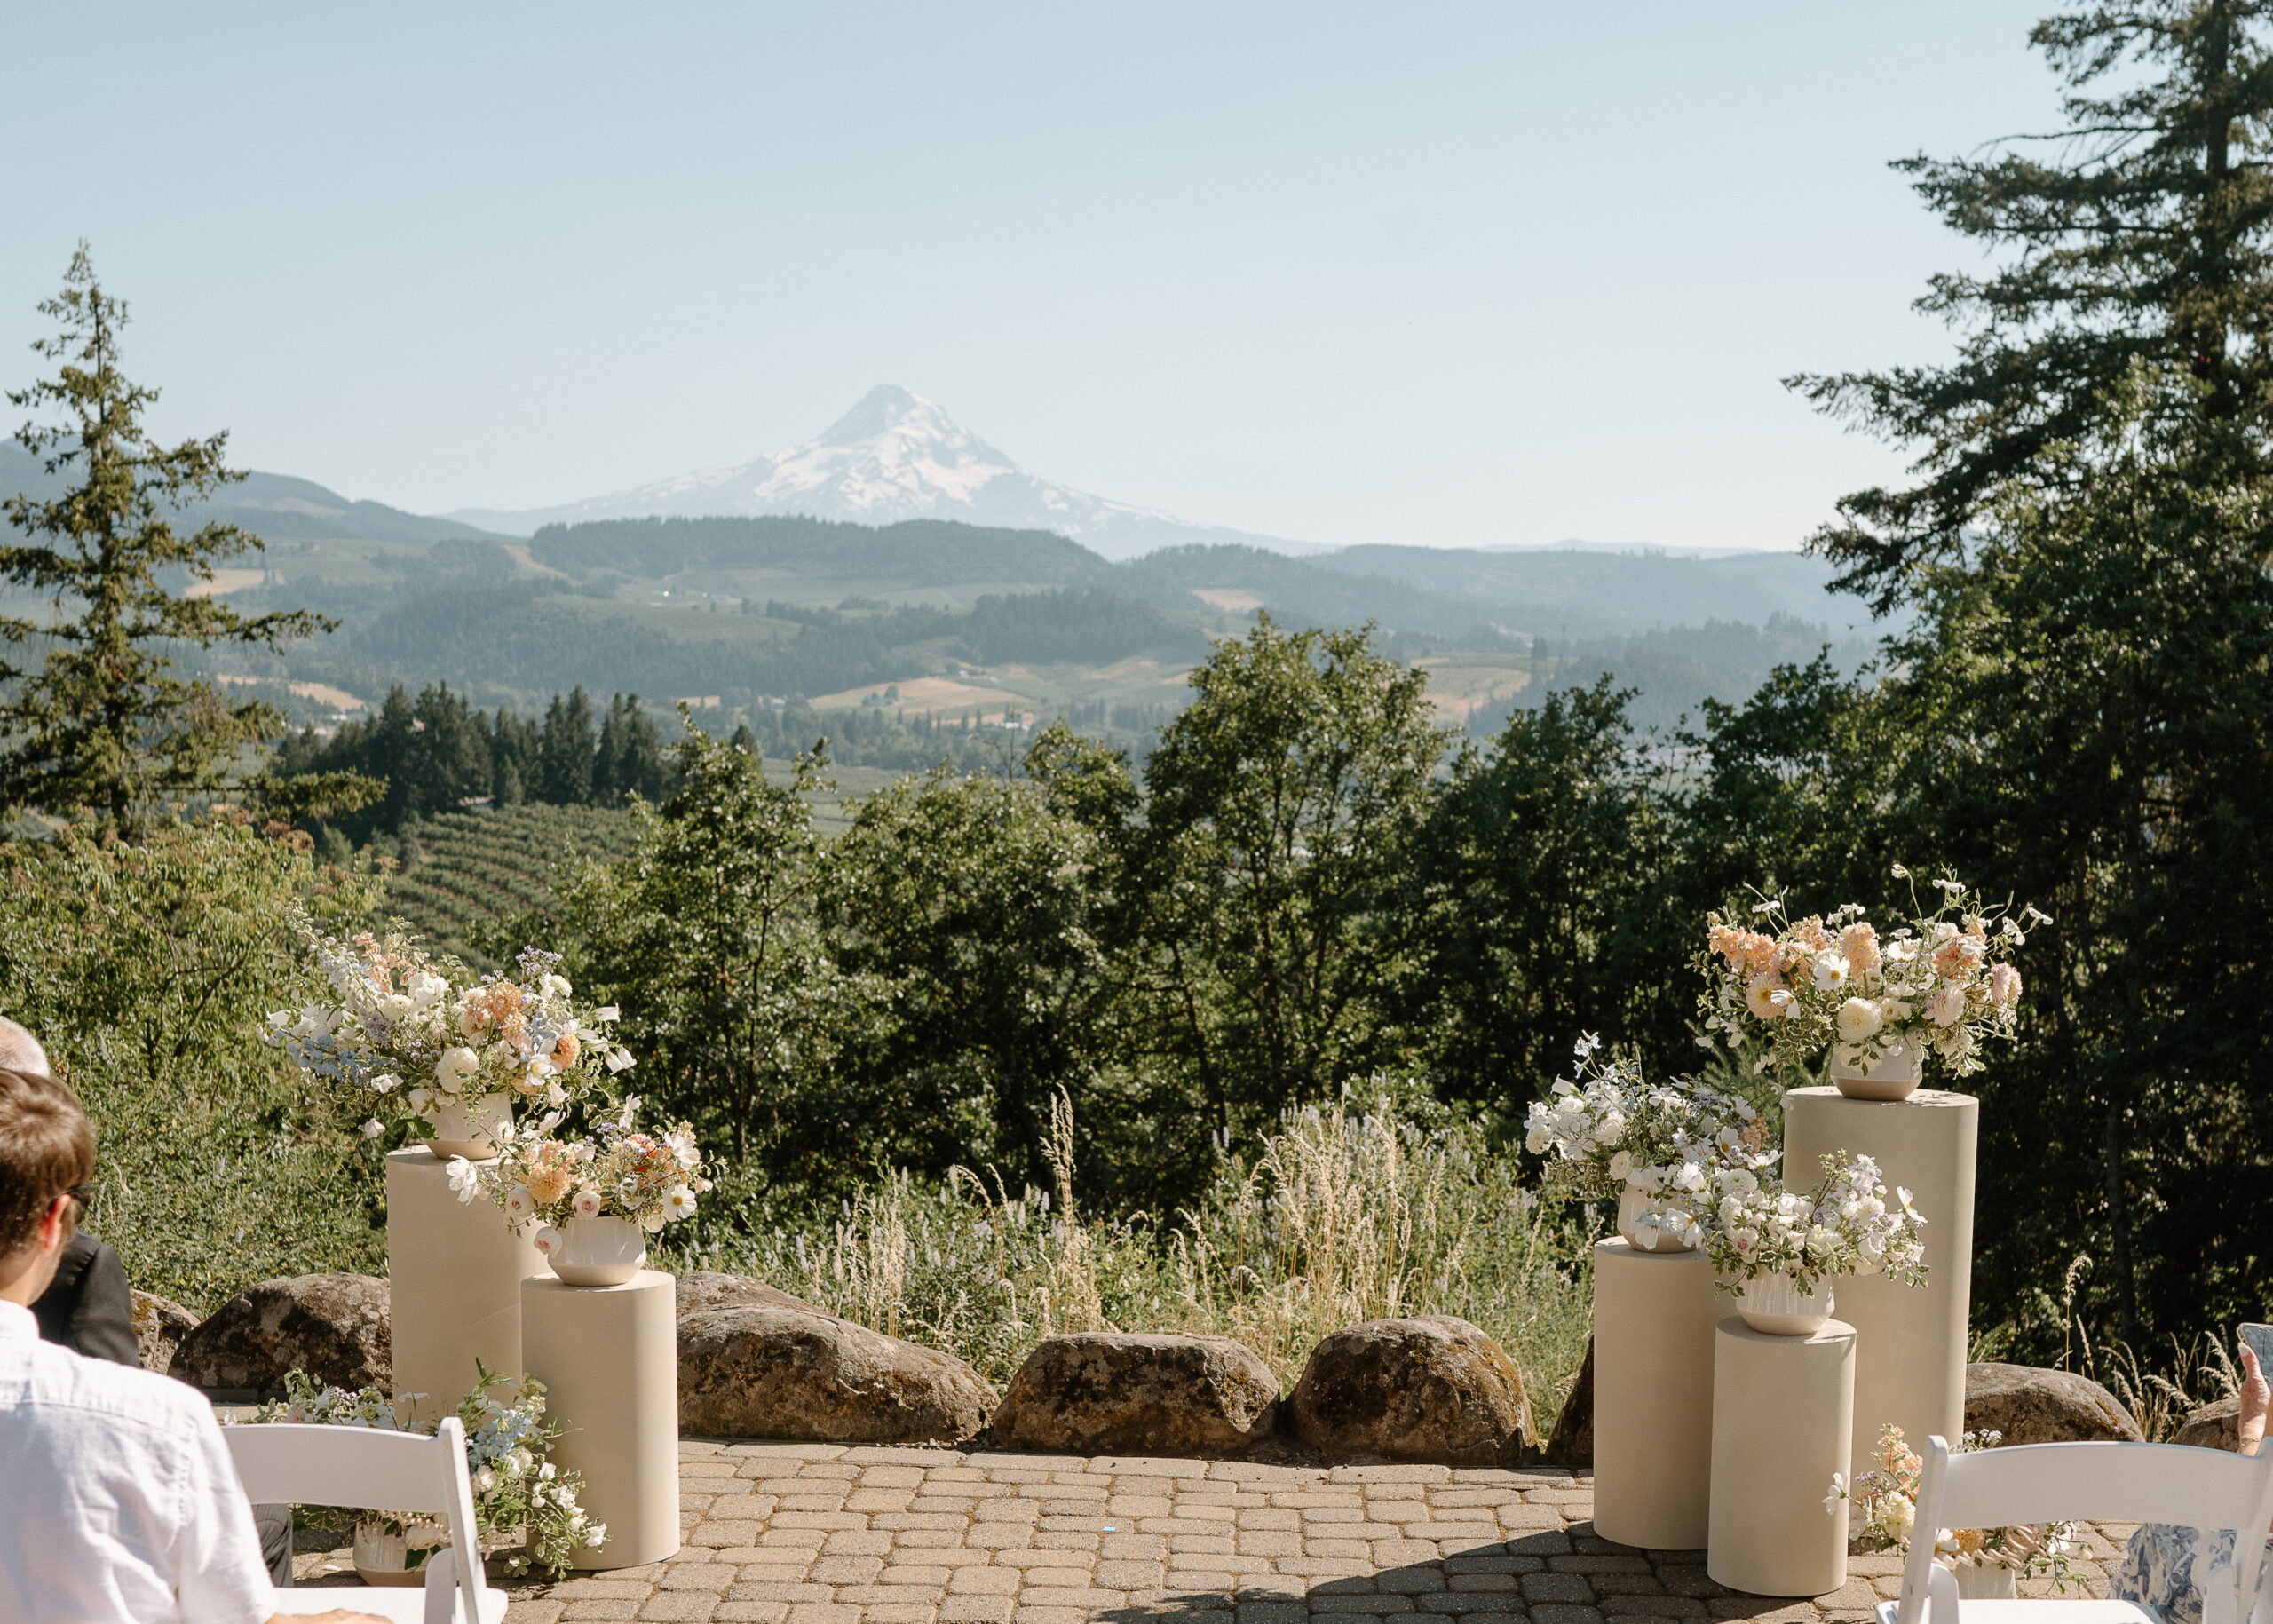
left=2112, top=1525, right=2261, bottom=1624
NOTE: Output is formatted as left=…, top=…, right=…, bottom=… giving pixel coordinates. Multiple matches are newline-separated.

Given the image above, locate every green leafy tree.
left=552, top=713, right=870, bottom=1166
left=823, top=766, right=1114, bottom=1193
left=1122, top=616, right=1451, bottom=1140
left=1406, top=680, right=1685, bottom=1102
left=0, top=248, right=330, bottom=825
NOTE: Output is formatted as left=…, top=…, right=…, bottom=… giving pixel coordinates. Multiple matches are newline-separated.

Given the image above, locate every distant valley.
left=0, top=408, right=1881, bottom=759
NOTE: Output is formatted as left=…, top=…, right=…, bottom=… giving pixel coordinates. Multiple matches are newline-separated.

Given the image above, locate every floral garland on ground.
left=265, top=927, right=633, bottom=1138
left=1697, top=868, right=2039, bottom=1079
left=1702, top=1149, right=1929, bottom=1296
left=1523, top=1035, right=1776, bottom=1248
left=1828, top=1423, right=2094, bottom=1588
left=455, top=1096, right=710, bottom=1240
left=240, top=1364, right=602, bottom=1577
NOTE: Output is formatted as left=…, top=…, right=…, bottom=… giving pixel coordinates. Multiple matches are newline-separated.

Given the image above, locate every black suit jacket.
left=33, top=1231, right=138, bottom=1367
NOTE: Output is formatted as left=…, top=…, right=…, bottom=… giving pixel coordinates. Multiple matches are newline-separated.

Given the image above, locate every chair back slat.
left=225, top=1422, right=453, bottom=1513
left=1934, top=1440, right=2273, bottom=1531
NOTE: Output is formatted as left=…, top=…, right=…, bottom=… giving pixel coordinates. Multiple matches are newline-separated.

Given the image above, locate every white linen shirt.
left=0, top=1297, right=272, bottom=1623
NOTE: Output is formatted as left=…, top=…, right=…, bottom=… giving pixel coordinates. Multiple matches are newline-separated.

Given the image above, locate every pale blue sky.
left=1, top=4, right=2062, bottom=551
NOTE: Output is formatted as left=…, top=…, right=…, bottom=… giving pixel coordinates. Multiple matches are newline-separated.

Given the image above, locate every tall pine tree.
left=0, top=248, right=331, bottom=826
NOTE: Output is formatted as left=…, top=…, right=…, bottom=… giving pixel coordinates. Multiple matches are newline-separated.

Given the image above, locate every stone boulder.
left=991, top=1333, right=1279, bottom=1454
left=1545, top=1336, right=1594, bottom=1468
left=679, top=1305, right=997, bottom=1443
left=131, top=1289, right=199, bottom=1376
left=676, top=1271, right=827, bottom=1319
left=1964, top=1362, right=2142, bottom=1444
left=2175, top=1396, right=2241, bottom=1452
left=1291, top=1315, right=1533, bottom=1466
left=173, top=1274, right=390, bottom=1393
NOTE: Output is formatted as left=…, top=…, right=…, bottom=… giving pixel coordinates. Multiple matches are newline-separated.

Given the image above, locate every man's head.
left=0, top=1067, right=92, bottom=1305
left=0, top=1018, right=50, bottom=1079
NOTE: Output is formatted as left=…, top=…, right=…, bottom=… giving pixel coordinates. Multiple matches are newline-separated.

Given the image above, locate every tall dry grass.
left=677, top=1087, right=1596, bottom=1422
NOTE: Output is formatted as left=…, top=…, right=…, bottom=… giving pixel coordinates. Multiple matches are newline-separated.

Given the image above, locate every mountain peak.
left=445, top=389, right=1313, bottom=559
left=820, top=384, right=964, bottom=447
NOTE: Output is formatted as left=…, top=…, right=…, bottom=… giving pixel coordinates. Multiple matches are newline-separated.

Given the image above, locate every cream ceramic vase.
left=536, top=1215, right=647, bottom=1287
left=424, top=1092, right=511, bottom=1161
left=1830, top=1040, right=1922, bottom=1102
left=352, top=1518, right=446, bottom=1587
left=1737, top=1270, right=1835, bottom=1335
left=1617, top=1187, right=1697, bottom=1254
left=1953, top=1563, right=2017, bottom=1599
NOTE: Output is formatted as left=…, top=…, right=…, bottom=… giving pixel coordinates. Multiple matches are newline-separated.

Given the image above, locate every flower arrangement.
left=1697, top=869, right=2039, bottom=1079
left=1702, top=1149, right=1928, bottom=1295
left=265, top=928, right=634, bottom=1137
left=1524, top=1034, right=1777, bottom=1249
left=456, top=1097, right=711, bottom=1240
left=1828, top=1423, right=2093, bottom=1588
left=241, top=1364, right=603, bottom=1577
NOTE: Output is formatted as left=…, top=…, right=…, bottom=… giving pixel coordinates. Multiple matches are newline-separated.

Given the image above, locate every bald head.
left=0, top=1020, right=49, bottom=1079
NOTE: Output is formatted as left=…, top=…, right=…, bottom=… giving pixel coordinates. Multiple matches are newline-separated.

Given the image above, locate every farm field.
left=381, top=804, right=638, bottom=968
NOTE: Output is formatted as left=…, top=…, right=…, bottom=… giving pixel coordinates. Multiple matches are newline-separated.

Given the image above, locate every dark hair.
left=0, top=1067, right=93, bottom=1258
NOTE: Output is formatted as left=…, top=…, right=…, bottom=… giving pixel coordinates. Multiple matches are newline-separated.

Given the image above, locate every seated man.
left=0, top=1064, right=380, bottom=1624
left=0, top=1020, right=139, bottom=1369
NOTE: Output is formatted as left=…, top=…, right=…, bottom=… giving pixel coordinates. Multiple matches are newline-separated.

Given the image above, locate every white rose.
left=1592, top=1112, right=1626, bottom=1146
left=434, top=1046, right=481, bottom=1093
left=1835, top=996, right=1883, bottom=1043
left=541, top=973, right=573, bottom=1001
left=1525, top=1129, right=1550, bottom=1156
left=1607, top=1151, right=1634, bottom=1184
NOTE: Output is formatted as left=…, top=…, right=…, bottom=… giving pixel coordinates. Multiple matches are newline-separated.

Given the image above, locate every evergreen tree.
left=539, top=687, right=595, bottom=804
left=0, top=248, right=332, bottom=826
left=1794, top=0, right=2273, bottom=607
left=593, top=693, right=667, bottom=805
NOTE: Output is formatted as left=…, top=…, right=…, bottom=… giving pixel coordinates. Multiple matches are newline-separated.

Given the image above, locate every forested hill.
left=529, top=514, right=1112, bottom=588
left=0, top=441, right=497, bottom=546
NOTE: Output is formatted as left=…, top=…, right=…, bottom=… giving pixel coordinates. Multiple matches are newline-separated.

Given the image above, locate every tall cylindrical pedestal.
left=1593, top=1239, right=1721, bottom=1550
left=1708, top=1316, right=1854, bottom=1597
left=1782, top=1087, right=1976, bottom=1471
left=521, top=1270, right=679, bottom=1569
left=386, top=1149, right=547, bottom=1427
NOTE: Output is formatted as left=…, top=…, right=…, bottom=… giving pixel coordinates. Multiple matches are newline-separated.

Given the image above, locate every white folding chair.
left=225, top=1416, right=509, bottom=1623
left=1879, top=1435, right=2273, bottom=1624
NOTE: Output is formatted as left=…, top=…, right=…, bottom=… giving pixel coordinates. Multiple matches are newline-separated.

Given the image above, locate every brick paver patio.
left=290, top=1442, right=2137, bottom=1624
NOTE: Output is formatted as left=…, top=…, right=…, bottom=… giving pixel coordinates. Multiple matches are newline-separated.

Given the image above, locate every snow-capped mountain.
left=447, top=385, right=1317, bottom=561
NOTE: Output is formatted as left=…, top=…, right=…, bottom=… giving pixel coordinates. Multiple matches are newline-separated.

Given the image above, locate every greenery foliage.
left=0, top=817, right=384, bottom=1310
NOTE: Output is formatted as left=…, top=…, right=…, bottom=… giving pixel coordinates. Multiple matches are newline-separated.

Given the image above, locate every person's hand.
left=2237, top=1340, right=2269, bottom=1455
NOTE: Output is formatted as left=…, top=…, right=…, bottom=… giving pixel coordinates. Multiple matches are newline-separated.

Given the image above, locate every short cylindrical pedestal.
left=520, top=1270, right=679, bottom=1569
left=1593, top=1239, right=1720, bottom=1550
left=1783, top=1088, right=1976, bottom=1471
left=386, top=1149, right=547, bottom=1427
left=1708, top=1316, right=1854, bottom=1597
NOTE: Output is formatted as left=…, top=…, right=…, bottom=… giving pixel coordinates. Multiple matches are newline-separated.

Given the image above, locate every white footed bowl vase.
left=1617, top=1187, right=1697, bottom=1253
left=423, top=1092, right=511, bottom=1161
left=1829, top=1040, right=1923, bottom=1102
left=536, top=1215, right=648, bottom=1287
left=1736, top=1270, right=1836, bottom=1335
left=352, top=1519, right=445, bottom=1587
left=1953, top=1564, right=2018, bottom=1600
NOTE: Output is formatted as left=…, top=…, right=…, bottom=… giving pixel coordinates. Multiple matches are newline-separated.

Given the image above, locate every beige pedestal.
left=385, top=1149, right=547, bottom=1427
left=1783, top=1087, right=1976, bottom=1471
left=1593, top=1240, right=1721, bottom=1550
left=521, top=1270, right=680, bottom=1569
left=1708, top=1316, right=1853, bottom=1596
